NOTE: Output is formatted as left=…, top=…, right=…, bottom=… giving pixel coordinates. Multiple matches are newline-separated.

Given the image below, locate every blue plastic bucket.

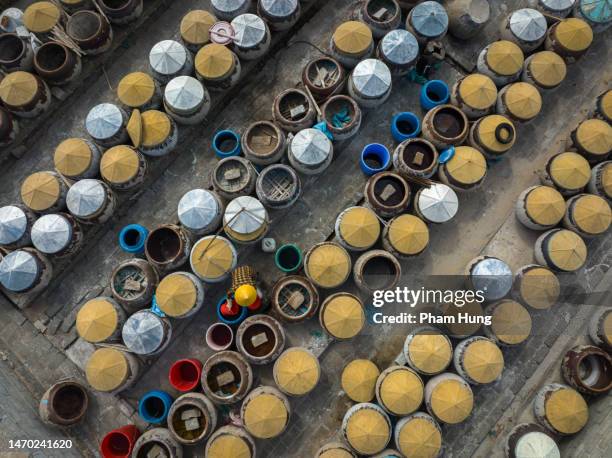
left=138, top=390, right=173, bottom=424
left=360, top=143, right=391, bottom=176
left=118, top=224, right=148, bottom=254
left=275, top=244, right=303, bottom=273
left=391, top=112, right=421, bottom=142
left=420, top=80, right=449, bottom=111
left=216, top=295, right=248, bottom=326
left=213, top=130, right=241, bottom=158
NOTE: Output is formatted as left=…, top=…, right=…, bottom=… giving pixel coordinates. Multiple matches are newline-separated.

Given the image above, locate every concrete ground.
left=0, top=0, right=610, bottom=457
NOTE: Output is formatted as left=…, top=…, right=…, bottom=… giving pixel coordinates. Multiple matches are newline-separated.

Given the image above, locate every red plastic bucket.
left=100, top=425, right=140, bottom=458
left=168, top=358, right=203, bottom=392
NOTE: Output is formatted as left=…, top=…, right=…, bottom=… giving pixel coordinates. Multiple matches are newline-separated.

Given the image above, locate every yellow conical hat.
left=476, top=115, right=516, bottom=153
left=504, top=82, right=542, bottom=121
left=408, top=333, right=452, bottom=374
left=462, top=339, right=504, bottom=383
left=458, top=74, right=497, bottom=110
left=545, top=387, right=588, bottom=434
left=445, top=146, right=487, bottom=185
left=555, top=18, right=593, bottom=52
left=0, top=71, right=38, bottom=107
left=342, top=359, right=380, bottom=402
left=191, top=237, right=235, bottom=280
left=485, top=40, right=524, bottom=76
left=397, top=417, right=442, bottom=458
left=571, top=194, right=611, bottom=235
left=345, top=408, right=390, bottom=455
left=575, top=119, right=612, bottom=158
left=549, top=152, right=591, bottom=190
left=86, top=348, right=128, bottom=392
left=117, top=72, right=156, bottom=108
left=338, top=207, right=380, bottom=249
left=100, top=146, right=140, bottom=184
left=156, top=273, right=197, bottom=317
left=207, top=434, right=251, bottom=458
left=321, top=294, right=365, bottom=339
left=306, top=243, right=351, bottom=288
left=180, top=10, right=216, bottom=46
left=333, top=21, right=372, bottom=55
left=54, top=138, right=93, bottom=177
left=243, top=392, right=288, bottom=439
left=196, top=44, right=234, bottom=79
left=525, top=186, right=566, bottom=226
left=528, top=51, right=567, bottom=88
left=21, top=171, right=61, bottom=212
left=519, top=266, right=560, bottom=310
left=548, top=229, right=587, bottom=271
left=141, top=110, right=171, bottom=147
left=490, top=300, right=532, bottom=345
left=378, top=367, right=424, bottom=415
left=76, top=298, right=118, bottom=343
left=430, top=379, right=473, bottom=424
left=274, top=348, right=320, bottom=396
left=387, top=214, right=429, bottom=256
left=23, top=1, right=60, bottom=33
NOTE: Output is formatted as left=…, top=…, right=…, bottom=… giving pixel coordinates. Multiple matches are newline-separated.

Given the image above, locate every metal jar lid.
left=212, top=0, right=249, bottom=15
left=259, top=0, right=298, bottom=17
left=470, top=257, right=513, bottom=300
left=122, top=310, right=167, bottom=355
left=164, top=76, right=207, bottom=114
left=231, top=13, right=268, bottom=49
left=351, top=59, right=391, bottom=98
left=540, top=0, right=576, bottom=12
left=86, top=103, right=124, bottom=141
left=67, top=179, right=107, bottom=218
left=416, top=183, right=458, bottom=223
left=224, top=196, right=268, bottom=237
left=31, top=213, right=72, bottom=255
left=0, top=205, right=28, bottom=246
left=149, top=40, right=188, bottom=77
left=380, top=29, right=419, bottom=65
left=0, top=249, right=40, bottom=292
left=410, top=1, right=449, bottom=38
left=509, top=9, right=547, bottom=43
left=178, top=189, right=220, bottom=232
left=290, top=128, right=332, bottom=166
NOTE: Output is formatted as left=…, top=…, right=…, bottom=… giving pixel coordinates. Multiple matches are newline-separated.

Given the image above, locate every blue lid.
left=410, top=1, right=449, bottom=38
left=580, top=0, right=611, bottom=23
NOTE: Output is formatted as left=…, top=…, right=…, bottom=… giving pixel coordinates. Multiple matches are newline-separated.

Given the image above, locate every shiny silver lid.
left=539, top=0, right=575, bottom=12
left=164, top=76, right=206, bottom=112
left=85, top=103, right=124, bottom=141
left=178, top=189, right=220, bottom=231
left=417, top=183, right=458, bottom=223
left=231, top=14, right=267, bottom=48
left=351, top=59, right=392, bottom=98
left=0, top=205, right=28, bottom=245
left=0, top=249, right=39, bottom=292
left=122, top=310, right=166, bottom=355
left=224, top=196, right=267, bottom=235
left=212, top=0, right=248, bottom=14
left=410, top=1, right=449, bottom=38
left=31, top=214, right=72, bottom=254
left=290, top=128, right=332, bottom=165
left=509, top=9, right=547, bottom=42
left=0, top=8, right=24, bottom=33
left=380, top=29, right=419, bottom=65
left=260, top=0, right=298, bottom=17
left=66, top=179, right=106, bottom=218
left=470, top=257, right=513, bottom=301
left=149, top=40, right=188, bottom=76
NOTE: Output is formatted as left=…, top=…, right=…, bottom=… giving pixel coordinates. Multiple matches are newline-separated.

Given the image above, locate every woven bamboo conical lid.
left=191, top=237, right=235, bottom=280
left=462, top=339, right=504, bottom=383
left=127, top=109, right=142, bottom=148
left=408, top=333, right=452, bottom=374
left=141, top=110, right=171, bottom=147
left=548, top=229, right=587, bottom=271
left=319, top=448, right=354, bottom=458
left=600, top=90, right=612, bottom=121
left=274, top=348, right=320, bottom=396
left=519, top=266, right=560, bottom=310
left=490, top=300, right=532, bottom=345
left=196, top=44, right=234, bottom=79
left=430, top=379, right=473, bottom=424
left=379, top=368, right=424, bottom=415
left=604, top=313, right=612, bottom=346
left=504, top=82, right=542, bottom=120
left=54, top=138, right=93, bottom=177
left=76, top=298, right=118, bottom=343
left=156, top=274, right=197, bottom=317
left=243, top=393, right=288, bottom=439
left=207, top=434, right=251, bottom=458
left=545, top=387, right=588, bottom=434
left=0, top=71, right=38, bottom=107
left=476, top=115, right=516, bottom=153
left=458, top=74, right=497, bottom=110
left=445, top=146, right=487, bottom=185
left=306, top=243, right=351, bottom=288
left=571, top=194, right=611, bottom=234
left=485, top=40, right=524, bottom=76
left=21, top=172, right=60, bottom=212
left=441, top=299, right=483, bottom=338
left=525, top=185, right=566, bottom=226
left=345, top=408, right=390, bottom=455
left=117, top=72, right=156, bottom=108
left=549, top=152, right=591, bottom=190
left=338, top=207, right=380, bottom=249
left=528, top=51, right=567, bottom=88
left=388, top=214, right=429, bottom=256
left=555, top=18, right=593, bottom=52
left=397, top=417, right=442, bottom=458
left=23, top=1, right=60, bottom=33
left=342, top=359, right=380, bottom=402
left=86, top=348, right=128, bottom=392
left=322, top=294, right=365, bottom=339
left=600, top=162, right=612, bottom=198
left=100, top=146, right=140, bottom=184
left=181, top=10, right=216, bottom=46
left=575, top=119, right=612, bottom=157
left=333, top=21, right=372, bottom=55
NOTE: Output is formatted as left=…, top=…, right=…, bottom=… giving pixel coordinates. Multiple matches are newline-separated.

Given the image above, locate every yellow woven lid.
left=117, top=72, right=156, bottom=108
left=207, top=434, right=251, bottom=458
left=408, top=333, right=452, bottom=374
left=274, top=348, right=320, bottom=396
left=243, top=393, right=288, bottom=439
left=549, top=152, right=591, bottom=190
left=601, top=162, right=612, bottom=198
left=604, top=312, right=612, bottom=345
left=191, top=237, right=235, bottom=280
left=462, top=339, right=504, bottom=384
left=342, top=359, right=380, bottom=402
left=141, top=110, right=171, bottom=147
left=333, top=21, right=372, bottom=55
left=519, top=266, right=560, bottom=310
left=345, top=408, right=390, bottom=455
left=196, top=44, right=234, bottom=79
left=485, top=40, right=524, bottom=76
left=600, top=90, right=612, bottom=121
left=430, top=378, right=473, bottom=424
left=555, top=18, right=593, bottom=52
left=387, top=214, right=429, bottom=256
left=379, top=368, right=423, bottom=415
left=458, top=74, right=497, bottom=110
left=319, top=448, right=353, bottom=458
left=21, top=171, right=61, bottom=212
left=503, top=82, right=542, bottom=120
left=86, top=348, right=128, bottom=392
left=322, top=294, right=365, bottom=339
left=76, top=298, right=118, bottom=343
left=181, top=10, right=216, bottom=45
left=54, top=138, right=93, bottom=177
left=548, top=229, right=587, bottom=271
left=338, top=207, right=380, bottom=249
left=306, top=243, right=351, bottom=288
left=476, top=115, right=516, bottom=153
left=575, top=119, right=612, bottom=157
left=441, top=299, right=483, bottom=338
left=490, top=300, right=532, bottom=345
left=528, top=51, right=567, bottom=88
left=127, top=109, right=142, bottom=148
left=571, top=194, right=611, bottom=234
left=0, top=71, right=38, bottom=107
left=524, top=185, right=566, bottom=226
left=545, top=387, right=588, bottom=434
left=445, top=146, right=487, bottom=185
left=156, top=274, right=197, bottom=317
left=397, top=417, right=442, bottom=458
left=23, top=1, right=60, bottom=33
left=100, top=145, right=140, bottom=184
